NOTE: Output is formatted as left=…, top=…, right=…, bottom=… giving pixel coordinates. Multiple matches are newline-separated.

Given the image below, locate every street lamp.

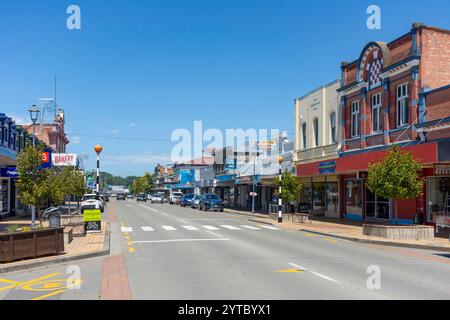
left=252, top=142, right=260, bottom=213
left=277, top=156, right=284, bottom=223
left=28, top=105, right=40, bottom=230
left=94, top=145, right=103, bottom=194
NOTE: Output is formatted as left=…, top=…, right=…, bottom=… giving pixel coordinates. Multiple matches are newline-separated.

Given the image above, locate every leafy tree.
left=142, top=172, right=155, bottom=191
left=367, top=145, right=424, bottom=225
left=131, top=176, right=149, bottom=194
left=273, top=171, right=302, bottom=204
left=16, top=146, right=50, bottom=221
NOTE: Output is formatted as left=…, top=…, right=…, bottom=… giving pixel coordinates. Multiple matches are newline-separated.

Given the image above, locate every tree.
left=273, top=171, right=302, bottom=209
left=367, top=145, right=424, bottom=225
left=16, top=146, right=50, bottom=221
left=142, top=172, right=155, bottom=191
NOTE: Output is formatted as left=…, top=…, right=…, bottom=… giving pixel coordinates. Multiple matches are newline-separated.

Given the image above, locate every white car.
left=169, top=192, right=183, bottom=205
left=150, top=194, right=164, bottom=204
left=81, top=194, right=104, bottom=213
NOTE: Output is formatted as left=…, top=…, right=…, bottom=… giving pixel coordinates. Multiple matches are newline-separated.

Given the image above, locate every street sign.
left=84, top=209, right=102, bottom=232
left=250, top=192, right=258, bottom=197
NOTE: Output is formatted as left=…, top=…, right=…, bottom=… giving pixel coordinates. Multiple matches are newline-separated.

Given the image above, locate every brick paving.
left=100, top=254, right=132, bottom=300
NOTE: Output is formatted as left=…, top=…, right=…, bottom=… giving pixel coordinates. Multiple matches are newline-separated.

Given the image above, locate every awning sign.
left=318, top=161, right=336, bottom=174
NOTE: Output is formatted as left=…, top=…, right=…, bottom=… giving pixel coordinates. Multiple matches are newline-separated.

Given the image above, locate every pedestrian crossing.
left=121, top=224, right=280, bottom=233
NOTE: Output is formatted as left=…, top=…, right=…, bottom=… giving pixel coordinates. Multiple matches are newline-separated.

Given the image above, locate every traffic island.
left=362, top=224, right=435, bottom=240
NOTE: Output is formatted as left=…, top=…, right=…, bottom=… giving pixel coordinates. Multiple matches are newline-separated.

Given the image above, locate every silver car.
left=191, top=195, right=202, bottom=209
left=151, top=194, right=164, bottom=204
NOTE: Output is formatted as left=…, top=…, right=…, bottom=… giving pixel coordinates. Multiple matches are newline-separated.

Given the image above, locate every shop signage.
left=0, top=167, right=19, bottom=178
left=318, top=161, right=336, bottom=174
left=52, top=153, right=77, bottom=166
left=236, top=175, right=260, bottom=184
left=84, top=209, right=102, bottom=232
left=39, top=149, right=52, bottom=169
left=358, top=171, right=369, bottom=179
left=216, top=174, right=236, bottom=183
left=435, top=164, right=450, bottom=175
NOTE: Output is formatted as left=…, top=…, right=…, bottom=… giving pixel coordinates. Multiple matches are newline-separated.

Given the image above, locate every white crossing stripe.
left=202, top=225, right=220, bottom=231
left=220, top=225, right=241, bottom=230
left=182, top=226, right=199, bottom=231
left=121, top=227, right=133, bottom=233
left=258, top=225, right=280, bottom=230
left=162, top=226, right=177, bottom=231
left=240, top=225, right=261, bottom=230
left=141, top=226, right=154, bottom=232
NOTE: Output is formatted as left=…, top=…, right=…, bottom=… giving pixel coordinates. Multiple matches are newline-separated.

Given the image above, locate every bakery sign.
left=52, top=153, right=77, bottom=167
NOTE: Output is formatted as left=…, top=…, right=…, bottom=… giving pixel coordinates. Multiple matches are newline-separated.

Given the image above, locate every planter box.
left=0, top=228, right=65, bottom=263
left=362, top=224, right=434, bottom=240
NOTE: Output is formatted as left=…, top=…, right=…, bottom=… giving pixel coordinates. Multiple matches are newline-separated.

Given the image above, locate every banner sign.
left=52, top=153, right=77, bottom=166
left=39, top=149, right=52, bottom=169
left=0, top=167, right=19, bottom=178
left=318, top=161, right=336, bottom=174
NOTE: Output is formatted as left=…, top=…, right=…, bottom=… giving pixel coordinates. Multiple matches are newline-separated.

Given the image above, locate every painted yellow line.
left=323, top=237, right=337, bottom=243
left=275, top=269, right=304, bottom=273
left=128, top=247, right=135, bottom=253
left=127, top=241, right=133, bottom=246
left=302, top=233, right=316, bottom=237
left=32, top=289, right=65, bottom=301
left=124, top=232, right=128, bottom=237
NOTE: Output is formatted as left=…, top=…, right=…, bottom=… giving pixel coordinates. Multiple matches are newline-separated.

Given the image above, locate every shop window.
left=327, top=182, right=339, bottom=214
left=366, top=189, right=390, bottom=219
left=0, top=180, right=8, bottom=214
left=312, top=182, right=325, bottom=211
left=427, top=177, right=450, bottom=222
left=345, top=179, right=362, bottom=216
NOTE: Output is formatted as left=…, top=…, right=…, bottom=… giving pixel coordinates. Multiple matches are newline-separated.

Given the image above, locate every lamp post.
left=94, top=145, right=103, bottom=194
left=277, top=156, right=284, bottom=223
left=28, top=105, right=40, bottom=230
left=252, top=142, right=260, bottom=213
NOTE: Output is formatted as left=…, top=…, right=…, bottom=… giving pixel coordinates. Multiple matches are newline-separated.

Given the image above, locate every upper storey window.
left=397, top=83, right=409, bottom=127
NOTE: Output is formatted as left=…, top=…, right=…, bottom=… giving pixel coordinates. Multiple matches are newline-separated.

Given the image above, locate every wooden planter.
left=362, top=224, right=435, bottom=240
left=0, top=228, right=65, bottom=263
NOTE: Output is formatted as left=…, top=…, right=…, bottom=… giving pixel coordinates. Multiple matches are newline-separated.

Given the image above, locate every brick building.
left=296, top=23, right=450, bottom=225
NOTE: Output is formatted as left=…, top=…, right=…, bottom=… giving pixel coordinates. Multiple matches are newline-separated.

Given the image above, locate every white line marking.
left=132, top=238, right=230, bottom=244
left=220, top=225, right=241, bottom=230
left=240, top=225, right=261, bottom=230
left=289, top=263, right=341, bottom=284
left=162, top=226, right=177, bottom=231
left=121, top=227, right=133, bottom=233
left=182, top=226, right=199, bottom=231
left=258, top=225, right=280, bottom=230
left=202, top=225, right=220, bottom=231
left=182, top=219, right=237, bottom=221
left=141, top=226, right=154, bottom=232
left=205, top=230, right=223, bottom=238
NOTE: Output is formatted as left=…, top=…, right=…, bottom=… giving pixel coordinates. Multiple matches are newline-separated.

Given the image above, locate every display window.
left=427, top=176, right=450, bottom=223
left=345, top=179, right=362, bottom=216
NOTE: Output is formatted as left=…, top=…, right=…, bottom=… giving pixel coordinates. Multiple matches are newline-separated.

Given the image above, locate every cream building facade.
left=293, top=80, right=341, bottom=218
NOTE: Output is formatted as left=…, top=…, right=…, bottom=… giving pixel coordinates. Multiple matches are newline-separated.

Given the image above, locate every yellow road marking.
left=32, top=289, right=65, bottom=301
left=275, top=269, right=304, bottom=273
left=127, top=241, right=132, bottom=246
left=128, top=247, right=135, bottom=253
left=302, top=233, right=316, bottom=237
left=323, top=237, right=337, bottom=243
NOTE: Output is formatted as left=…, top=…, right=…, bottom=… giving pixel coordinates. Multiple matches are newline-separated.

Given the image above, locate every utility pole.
left=94, top=145, right=103, bottom=194
left=277, top=156, right=284, bottom=223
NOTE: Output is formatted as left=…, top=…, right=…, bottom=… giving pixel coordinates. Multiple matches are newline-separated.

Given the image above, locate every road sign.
left=250, top=192, right=258, bottom=197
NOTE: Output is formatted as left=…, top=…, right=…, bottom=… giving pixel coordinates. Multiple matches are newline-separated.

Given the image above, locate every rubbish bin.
left=48, top=207, right=62, bottom=228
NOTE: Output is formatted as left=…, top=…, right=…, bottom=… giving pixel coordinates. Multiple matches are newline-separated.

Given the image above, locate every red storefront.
left=297, top=142, right=438, bottom=224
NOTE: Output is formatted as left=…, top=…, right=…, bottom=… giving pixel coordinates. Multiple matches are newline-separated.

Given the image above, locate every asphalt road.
left=1, top=199, right=450, bottom=300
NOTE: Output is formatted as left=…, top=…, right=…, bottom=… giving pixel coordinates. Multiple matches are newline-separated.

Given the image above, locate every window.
left=302, top=122, right=307, bottom=149
left=330, top=112, right=336, bottom=144
left=345, top=179, right=362, bottom=216
left=366, top=189, right=390, bottom=220
left=372, top=93, right=382, bottom=132
left=313, top=117, right=319, bottom=147
left=351, top=101, right=360, bottom=137
left=397, top=83, right=409, bottom=127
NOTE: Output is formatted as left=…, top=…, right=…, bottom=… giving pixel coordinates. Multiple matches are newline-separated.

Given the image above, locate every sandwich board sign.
left=84, top=209, right=102, bottom=232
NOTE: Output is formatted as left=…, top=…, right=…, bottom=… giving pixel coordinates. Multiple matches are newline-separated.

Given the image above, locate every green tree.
left=367, top=145, right=424, bottom=225
left=16, top=146, right=50, bottom=222
left=142, top=172, right=155, bottom=191
left=273, top=171, right=302, bottom=205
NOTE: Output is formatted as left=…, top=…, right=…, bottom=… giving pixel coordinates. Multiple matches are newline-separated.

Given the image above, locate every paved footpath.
left=1, top=199, right=450, bottom=300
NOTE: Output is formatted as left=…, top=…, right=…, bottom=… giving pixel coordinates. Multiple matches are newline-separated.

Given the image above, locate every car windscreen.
left=83, top=195, right=97, bottom=201
left=205, top=195, right=219, bottom=200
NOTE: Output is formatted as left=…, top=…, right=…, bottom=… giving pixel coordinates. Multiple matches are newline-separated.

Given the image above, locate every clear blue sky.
left=2, top=0, right=450, bottom=176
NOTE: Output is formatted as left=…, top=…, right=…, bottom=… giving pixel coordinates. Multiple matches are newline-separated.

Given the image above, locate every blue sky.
left=2, top=0, right=450, bottom=176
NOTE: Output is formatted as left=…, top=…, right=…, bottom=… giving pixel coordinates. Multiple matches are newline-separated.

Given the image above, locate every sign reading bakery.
left=52, top=153, right=77, bottom=167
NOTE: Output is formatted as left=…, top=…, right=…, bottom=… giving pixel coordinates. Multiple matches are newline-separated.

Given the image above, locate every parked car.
left=151, top=194, right=164, bottom=204
left=81, top=193, right=104, bottom=213
left=170, top=192, right=183, bottom=205
left=127, top=194, right=135, bottom=199
left=100, top=194, right=109, bottom=203
left=147, top=193, right=154, bottom=201
left=181, top=194, right=195, bottom=207
left=117, top=193, right=126, bottom=200
left=137, top=193, right=147, bottom=202
left=191, top=195, right=202, bottom=209
left=199, top=194, right=224, bottom=212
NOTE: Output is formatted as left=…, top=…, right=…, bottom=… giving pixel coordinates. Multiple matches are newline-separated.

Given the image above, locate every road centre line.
left=132, top=238, right=230, bottom=244
left=289, top=263, right=341, bottom=284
